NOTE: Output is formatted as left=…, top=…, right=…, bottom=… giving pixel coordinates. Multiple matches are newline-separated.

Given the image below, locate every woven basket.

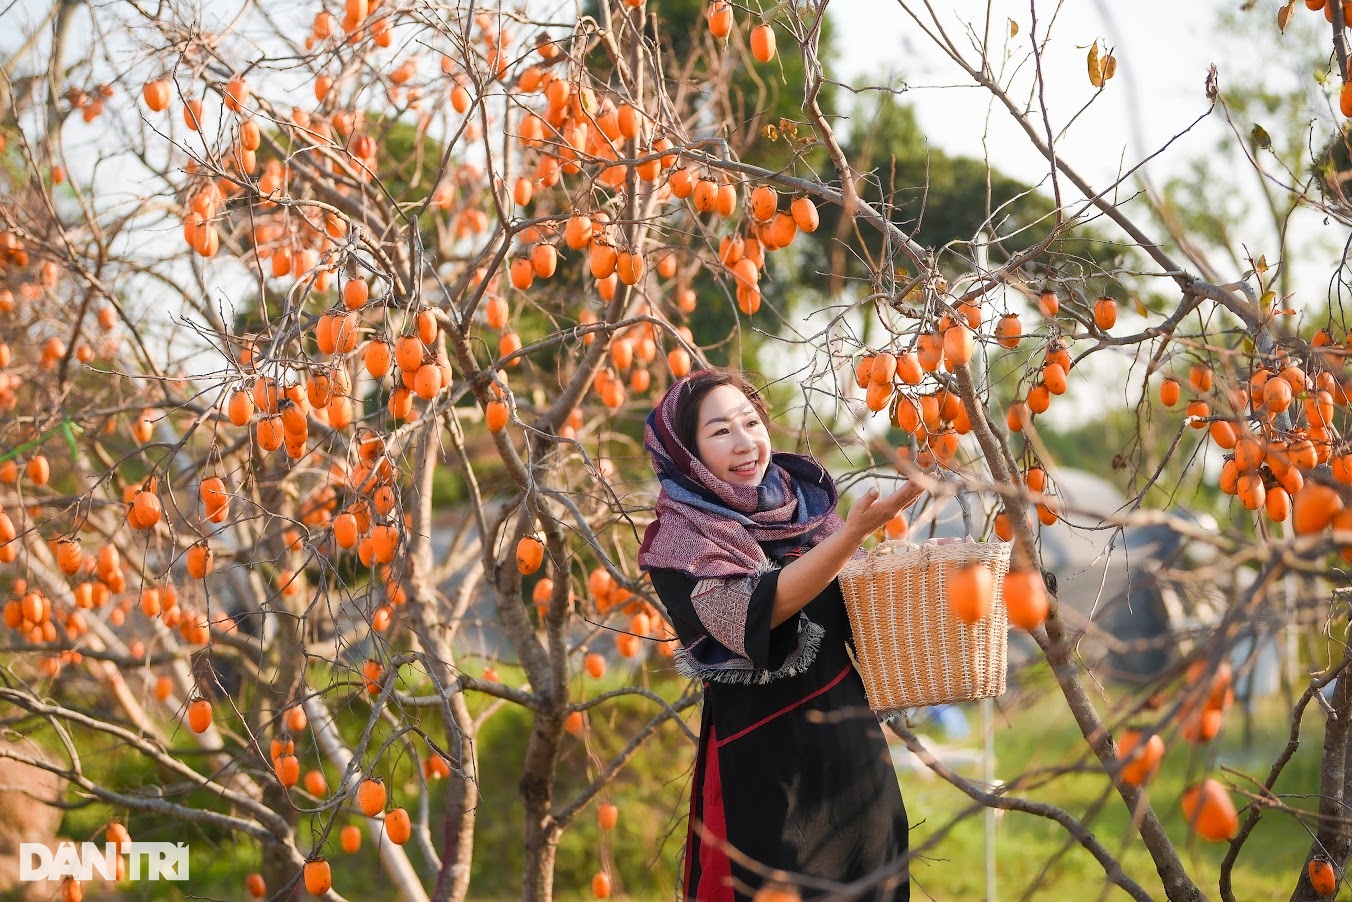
left=839, top=537, right=1012, bottom=713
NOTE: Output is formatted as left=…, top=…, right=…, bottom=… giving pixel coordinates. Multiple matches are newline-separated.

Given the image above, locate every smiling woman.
left=639, top=368, right=922, bottom=900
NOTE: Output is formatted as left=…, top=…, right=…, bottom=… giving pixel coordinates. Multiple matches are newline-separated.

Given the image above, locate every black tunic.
left=650, top=555, right=910, bottom=901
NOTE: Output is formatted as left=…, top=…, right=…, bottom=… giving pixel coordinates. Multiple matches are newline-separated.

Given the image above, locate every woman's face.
left=694, top=384, right=771, bottom=486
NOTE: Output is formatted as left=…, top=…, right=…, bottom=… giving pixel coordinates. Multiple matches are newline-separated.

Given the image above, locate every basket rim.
left=839, top=537, right=1012, bottom=578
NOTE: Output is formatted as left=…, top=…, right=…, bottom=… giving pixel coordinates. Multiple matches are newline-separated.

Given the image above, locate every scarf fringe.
left=673, top=618, right=826, bottom=685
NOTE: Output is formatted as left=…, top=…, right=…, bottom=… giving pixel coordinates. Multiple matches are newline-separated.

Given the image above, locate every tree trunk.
left=520, top=785, right=561, bottom=902
left=408, top=431, right=478, bottom=902
left=519, top=696, right=565, bottom=900
left=1290, top=640, right=1352, bottom=901
left=431, top=690, right=478, bottom=902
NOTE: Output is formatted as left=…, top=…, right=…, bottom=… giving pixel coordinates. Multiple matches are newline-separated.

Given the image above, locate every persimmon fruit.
left=1116, top=729, right=1165, bottom=786
left=187, top=698, right=213, bottom=733
left=384, top=807, right=411, bottom=845
left=1309, top=856, right=1337, bottom=895
left=303, top=859, right=331, bottom=895
left=358, top=777, right=387, bottom=816
left=947, top=563, right=992, bottom=625
left=1180, top=779, right=1238, bottom=841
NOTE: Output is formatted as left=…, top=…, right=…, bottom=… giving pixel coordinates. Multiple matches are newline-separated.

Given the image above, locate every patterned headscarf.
left=638, top=374, right=848, bottom=682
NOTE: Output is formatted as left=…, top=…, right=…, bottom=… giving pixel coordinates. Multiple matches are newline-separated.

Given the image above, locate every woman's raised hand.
left=844, top=481, right=925, bottom=541
left=772, top=477, right=928, bottom=627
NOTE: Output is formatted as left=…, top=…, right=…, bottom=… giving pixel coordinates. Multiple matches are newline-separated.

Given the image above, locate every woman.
left=639, top=368, right=920, bottom=901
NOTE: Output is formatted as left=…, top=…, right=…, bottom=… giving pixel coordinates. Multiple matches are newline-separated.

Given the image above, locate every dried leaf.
left=1009, top=19, right=1019, bottom=38
left=1254, top=255, right=1269, bottom=277
left=1132, top=295, right=1148, bottom=317
left=1087, top=42, right=1103, bottom=88
left=1103, top=53, right=1117, bottom=81
left=761, top=123, right=779, bottom=141
left=1277, top=2, right=1294, bottom=32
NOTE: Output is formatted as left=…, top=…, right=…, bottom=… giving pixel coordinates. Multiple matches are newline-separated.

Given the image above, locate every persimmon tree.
left=7, top=0, right=1352, bottom=899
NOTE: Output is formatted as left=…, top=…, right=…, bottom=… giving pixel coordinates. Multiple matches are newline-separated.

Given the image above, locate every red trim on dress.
left=683, top=745, right=700, bottom=894
left=715, top=664, right=852, bottom=748
left=696, top=725, right=735, bottom=900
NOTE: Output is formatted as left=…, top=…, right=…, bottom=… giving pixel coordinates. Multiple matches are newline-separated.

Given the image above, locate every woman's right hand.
left=844, top=482, right=925, bottom=541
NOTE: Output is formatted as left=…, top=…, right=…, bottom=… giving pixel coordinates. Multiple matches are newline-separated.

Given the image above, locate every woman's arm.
left=770, top=482, right=925, bottom=627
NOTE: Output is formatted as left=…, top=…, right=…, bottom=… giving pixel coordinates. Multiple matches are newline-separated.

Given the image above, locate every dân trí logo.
left=20, top=842, right=189, bottom=881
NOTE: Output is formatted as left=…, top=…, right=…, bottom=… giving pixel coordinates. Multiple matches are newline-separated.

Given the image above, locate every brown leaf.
left=1087, top=42, right=1103, bottom=88
left=1277, top=2, right=1294, bottom=33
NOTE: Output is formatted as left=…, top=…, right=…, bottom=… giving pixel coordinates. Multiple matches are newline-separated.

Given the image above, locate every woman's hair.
left=672, top=368, right=769, bottom=454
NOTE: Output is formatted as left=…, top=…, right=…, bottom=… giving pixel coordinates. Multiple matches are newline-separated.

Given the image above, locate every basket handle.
left=867, top=536, right=968, bottom=559
left=866, top=540, right=911, bottom=559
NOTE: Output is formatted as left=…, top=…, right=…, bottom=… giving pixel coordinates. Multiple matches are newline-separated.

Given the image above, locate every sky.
left=829, top=0, right=1249, bottom=195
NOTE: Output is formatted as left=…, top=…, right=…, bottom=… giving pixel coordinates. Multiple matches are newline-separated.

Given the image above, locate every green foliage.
left=368, top=115, right=457, bottom=214
left=431, top=461, right=469, bottom=506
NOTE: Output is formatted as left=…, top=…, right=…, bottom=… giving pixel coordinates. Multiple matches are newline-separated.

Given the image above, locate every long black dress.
left=649, top=550, right=910, bottom=901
